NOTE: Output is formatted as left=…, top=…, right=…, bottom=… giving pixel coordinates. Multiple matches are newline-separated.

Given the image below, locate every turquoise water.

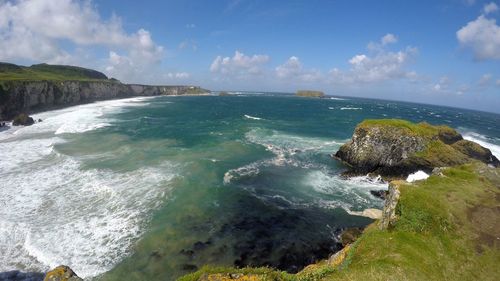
left=1, top=94, right=499, bottom=280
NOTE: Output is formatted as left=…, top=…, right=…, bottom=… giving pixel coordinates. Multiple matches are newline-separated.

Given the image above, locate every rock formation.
left=12, top=113, right=34, bottom=126
left=44, top=265, right=82, bottom=281
left=335, top=119, right=499, bottom=177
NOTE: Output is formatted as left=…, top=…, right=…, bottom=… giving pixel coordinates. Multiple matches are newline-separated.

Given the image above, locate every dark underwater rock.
left=370, top=189, right=388, bottom=200
left=0, top=270, right=44, bottom=281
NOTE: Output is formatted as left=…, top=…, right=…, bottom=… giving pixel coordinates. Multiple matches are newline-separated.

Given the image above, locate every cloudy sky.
left=0, top=0, right=499, bottom=113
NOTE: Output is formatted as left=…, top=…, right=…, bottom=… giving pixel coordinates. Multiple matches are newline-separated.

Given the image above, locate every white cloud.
left=0, top=0, right=165, bottom=83
left=210, top=50, right=270, bottom=78
left=330, top=46, right=418, bottom=83
left=483, top=2, right=498, bottom=14
left=496, top=79, right=500, bottom=86
left=381, top=33, right=398, bottom=45
left=457, top=15, right=500, bottom=60
left=432, top=76, right=450, bottom=92
left=478, top=73, right=492, bottom=86
left=178, top=39, right=198, bottom=51
left=275, top=56, right=322, bottom=82
left=368, top=33, right=398, bottom=51
left=167, top=72, right=190, bottom=79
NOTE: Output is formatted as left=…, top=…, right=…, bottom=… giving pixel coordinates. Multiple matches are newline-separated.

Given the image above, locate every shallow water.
left=1, top=94, right=499, bottom=280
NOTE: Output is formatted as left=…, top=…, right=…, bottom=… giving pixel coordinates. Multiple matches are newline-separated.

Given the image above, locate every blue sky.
left=0, top=0, right=499, bottom=113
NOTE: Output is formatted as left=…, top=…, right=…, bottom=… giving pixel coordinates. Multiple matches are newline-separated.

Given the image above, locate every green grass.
left=0, top=62, right=113, bottom=82
left=358, top=119, right=440, bottom=137
left=179, top=163, right=500, bottom=281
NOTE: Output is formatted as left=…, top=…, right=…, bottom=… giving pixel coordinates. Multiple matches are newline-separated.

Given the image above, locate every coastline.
left=0, top=80, right=210, bottom=121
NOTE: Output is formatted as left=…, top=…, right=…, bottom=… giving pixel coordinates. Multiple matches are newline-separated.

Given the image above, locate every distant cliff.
left=0, top=62, right=209, bottom=120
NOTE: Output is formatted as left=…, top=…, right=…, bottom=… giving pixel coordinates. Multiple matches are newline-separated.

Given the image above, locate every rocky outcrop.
left=379, top=181, right=402, bottom=230
left=335, top=119, right=500, bottom=177
left=12, top=113, right=34, bottom=126
left=0, top=81, right=208, bottom=120
left=44, top=265, right=82, bottom=281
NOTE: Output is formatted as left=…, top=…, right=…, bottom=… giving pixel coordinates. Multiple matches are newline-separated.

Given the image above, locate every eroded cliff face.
left=0, top=81, right=207, bottom=120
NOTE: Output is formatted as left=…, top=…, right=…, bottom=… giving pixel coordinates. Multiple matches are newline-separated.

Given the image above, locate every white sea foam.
left=329, top=97, right=347, bottom=100
left=223, top=129, right=345, bottom=184
left=340, top=107, right=362, bottom=110
left=244, top=114, right=263, bottom=120
left=0, top=154, right=177, bottom=278
left=304, top=171, right=388, bottom=211
left=462, top=132, right=500, bottom=159
left=406, top=170, right=429, bottom=182
left=0, top=96, right=174, bottom=278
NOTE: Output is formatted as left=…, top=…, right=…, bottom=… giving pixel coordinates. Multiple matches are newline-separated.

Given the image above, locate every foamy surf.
left=462, top=132, right=500, bottom=159
left=340, top=107, right=362, bottom=110
left=244, top=114, right=263, bottom=120
left=0, top=96, right=176, bottom=278
left=304, top=171, right=388, bottom=211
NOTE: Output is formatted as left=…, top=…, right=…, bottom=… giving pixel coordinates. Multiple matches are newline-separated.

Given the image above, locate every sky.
left=0, top=0, right=499, bottom=113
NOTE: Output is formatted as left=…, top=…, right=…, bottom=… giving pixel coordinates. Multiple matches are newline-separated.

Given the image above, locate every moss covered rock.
left=12, top=113, right=34, bottom=126
left=44, top=265, right=82, bottom=281
left=335, top=119, right=499, bottom=177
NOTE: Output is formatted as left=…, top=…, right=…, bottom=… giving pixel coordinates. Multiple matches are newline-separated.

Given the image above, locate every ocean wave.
left=329, top=97, right=347, bottom=100
left=462, top=132, right=500, bottom=159
left=244, top=114, right=263, bottom=120
left=223, top=129, right=344, bottom=184
left=303, top=171, right=388, bottom=211
left=340, top=107, right=362, bottom=110
left=0, top=155, right=177, bottom=278
left=3, top=97, right=154, bottom=138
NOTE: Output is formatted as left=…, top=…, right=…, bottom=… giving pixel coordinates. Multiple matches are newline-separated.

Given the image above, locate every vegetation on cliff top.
left=0, top=62, right=113, bottom=82
left=179, top=162, right=500, bottom=280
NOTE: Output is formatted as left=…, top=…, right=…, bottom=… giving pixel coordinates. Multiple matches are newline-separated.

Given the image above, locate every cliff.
left=0, top=62, right=209, bottom=120
left=335, top=119, right=500, bottom=177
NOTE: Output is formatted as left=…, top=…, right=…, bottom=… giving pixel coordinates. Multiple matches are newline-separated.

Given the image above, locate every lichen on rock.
left=44, top=265, right=82, bottom=281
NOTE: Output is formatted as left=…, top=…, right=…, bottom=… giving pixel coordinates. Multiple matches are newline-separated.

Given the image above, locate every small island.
left=295, top=90, right=325, bottom=98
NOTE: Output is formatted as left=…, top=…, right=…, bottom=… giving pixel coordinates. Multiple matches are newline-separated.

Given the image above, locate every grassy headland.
left=0, top=62, right=114, bottom=82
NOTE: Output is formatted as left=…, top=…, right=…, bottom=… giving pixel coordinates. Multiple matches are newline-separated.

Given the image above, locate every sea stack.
left=335, top=119, right=500, bottom=177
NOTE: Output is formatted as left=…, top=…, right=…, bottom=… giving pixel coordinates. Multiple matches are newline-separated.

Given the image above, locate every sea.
left=1, top=93, right=499, bottom=280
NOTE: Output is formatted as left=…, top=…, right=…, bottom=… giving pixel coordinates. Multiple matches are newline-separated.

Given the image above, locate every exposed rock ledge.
left=0, top=81, right=209, bottom=120
left=335, top=119, right=499, bottom=177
